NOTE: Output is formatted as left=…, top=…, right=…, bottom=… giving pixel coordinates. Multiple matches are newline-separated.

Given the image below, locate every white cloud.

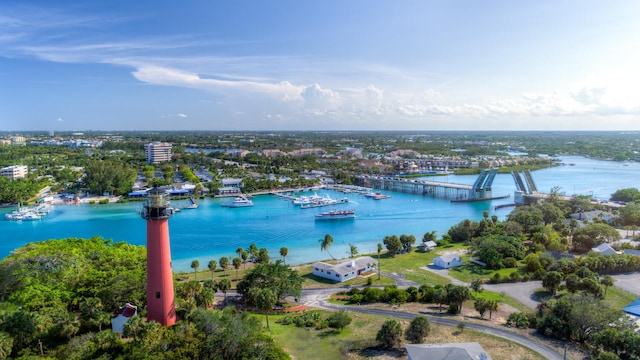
left=177, top=113, right=187, bottom=118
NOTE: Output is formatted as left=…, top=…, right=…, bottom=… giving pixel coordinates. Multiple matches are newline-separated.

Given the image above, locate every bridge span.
left=355, top=168, right=508, bottom=202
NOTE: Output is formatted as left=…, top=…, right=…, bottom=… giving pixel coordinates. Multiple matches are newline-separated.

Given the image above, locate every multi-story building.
left=144, top=142, right=172, bottom=164
left=1, top=165, right=28, bottom=179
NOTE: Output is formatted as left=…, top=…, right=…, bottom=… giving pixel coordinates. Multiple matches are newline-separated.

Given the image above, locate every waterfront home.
left=111, top=303, right=137, bottom=334
left=405, top=342, right=492, bottom=360
left=433, top=253, right=463, bottom=269
left=218, top=178, right=243, bottom=196
left=312, top=256, right=376, bottom=283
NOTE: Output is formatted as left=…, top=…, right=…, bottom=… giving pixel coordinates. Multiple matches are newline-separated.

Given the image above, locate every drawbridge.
left=356, top=168, right=506, bottom=202
left=511, top=170, right=540, bottom=205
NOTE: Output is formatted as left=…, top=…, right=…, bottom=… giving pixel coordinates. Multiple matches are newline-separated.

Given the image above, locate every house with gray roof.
left=406, top=342, right=492, bottom=360
left=591, top=243, right=620, bottom=255
left=433, top=253, right=463, bottom=269
left=312, top=256, right=376, bottom=282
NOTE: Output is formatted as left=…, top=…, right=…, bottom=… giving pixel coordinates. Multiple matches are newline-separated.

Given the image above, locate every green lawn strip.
left=602, top=286, right=636, bottom=310
left=378, top=248, right=450, bottom=285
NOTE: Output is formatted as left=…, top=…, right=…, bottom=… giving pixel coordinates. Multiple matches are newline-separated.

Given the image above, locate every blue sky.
left=1, top=1, right=640, bottom=131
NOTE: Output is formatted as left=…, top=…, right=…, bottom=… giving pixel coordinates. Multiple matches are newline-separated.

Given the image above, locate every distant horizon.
left=3, top=129, right=640, bottom=134
left=2, top=1, right=640, bottom=131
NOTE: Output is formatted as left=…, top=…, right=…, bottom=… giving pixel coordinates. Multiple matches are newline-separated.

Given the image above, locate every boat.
left=315, top=209, right=356, bottom=220
left=373, top=193, right=391, bottom=200
left=222, top=197, right=254, bottom=208
left=4, top=205, right=46, bottom=221
left=300, top=196, right=349, bottom=209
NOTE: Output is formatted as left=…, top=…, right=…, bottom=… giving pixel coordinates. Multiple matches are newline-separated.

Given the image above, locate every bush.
left=509, top=271, right=521, bottom=282
left=490, top=273, right=502, bottom=284
left=376, top=319, right=403, bottom=349
left=504, top=257, right=518, bottom=268
left=327, top=310, right=352, bottom=331
left=506, top=312, right=530, bottom=329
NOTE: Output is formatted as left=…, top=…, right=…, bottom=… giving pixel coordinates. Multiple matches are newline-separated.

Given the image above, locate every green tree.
left=457, top=321, right=466, bottom=333
left=257, top=247, right=270, bottom=263
left=405, top=316, right=430, bottom=344
left=236, top=261, right=303, bottom=302
left=191, top=259, right=200, bottom=279
left=473, top=298, right=491, bottom=319
left=573, top=223, right=621, bottom=253
left=383, top=235, right=403, bottom=256
left=377, top=243, right=383, bottom=280
left=376, top=318, right=403, bottom=350
left=469, top=279, right=484, bottom=296
left=327, top=310, right=352, bottom=332
left=610, top=188, right=640, bottom=202
left=219, top=256, right=229, bottom=277
left=279, top=247, right=288, bottom=265
left=348, top=243, right=358, bottom=258
left=319, top=234, right=335, bottom=259
left=207, top=259, right=217, bottom=279
left=445, top=284, right=470, bottom=314
left=249, top=288, right=277, bottom=330
left=542, top=271, right=563, bottom=295
left=218, top=278, right=231, bottom=303
left=232, top=257, right=242, bottom=281
left=599, top=275, right=614, bottom=296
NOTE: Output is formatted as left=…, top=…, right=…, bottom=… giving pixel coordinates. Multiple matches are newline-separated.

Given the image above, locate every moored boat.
left=222, top=197, right=254, bottom=207
left=315, top=209, right=356, bottom=220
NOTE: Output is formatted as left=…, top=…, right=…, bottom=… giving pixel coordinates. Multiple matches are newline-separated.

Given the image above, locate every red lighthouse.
left=141, top=188, right=176, bottom=326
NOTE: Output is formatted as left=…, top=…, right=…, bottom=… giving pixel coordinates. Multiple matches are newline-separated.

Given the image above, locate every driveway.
left=483, top=281, right=544, bottom=310
left=611, top=272, right=640, bottom=296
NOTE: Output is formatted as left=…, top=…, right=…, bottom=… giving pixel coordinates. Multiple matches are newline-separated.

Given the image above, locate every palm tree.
left=232, top=257, right=242, bottom=281
left=241, top=251, right=249, bottom=269
left=377, top=243, right=383, bottom=280
left=219, top=257, right=229, bottom=277
left=207, top=260, right=217, bottom=279
left=280, top=246, right=289, bottom=264
left=348, top=243, right=358, bottom=258
left=319, top=234, right=335, bottom=259
left=218, top=278, right=231, bottom=303
left=191, top=260, right=200, bottom=280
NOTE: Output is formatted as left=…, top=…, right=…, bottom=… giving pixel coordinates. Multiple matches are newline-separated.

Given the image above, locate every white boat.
left=222, top=197, right=254, bottom=208
left=5, top=205, right=44, bottom=221
left=315, top=209, right=356, bottom=220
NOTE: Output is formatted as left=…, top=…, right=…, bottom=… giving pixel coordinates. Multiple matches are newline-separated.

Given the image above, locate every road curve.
left=303, top=294, right=563, bottom=360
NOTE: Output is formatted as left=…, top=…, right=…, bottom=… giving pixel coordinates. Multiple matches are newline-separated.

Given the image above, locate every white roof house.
left=433, top=253, right=463, bottom=269
left=312, top=256, right=376, bottom=283
left=406, top=342, right=492, bottom=360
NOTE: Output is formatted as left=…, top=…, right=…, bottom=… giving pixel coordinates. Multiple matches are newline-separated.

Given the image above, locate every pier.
left=355, top=168, right=506, bottom=201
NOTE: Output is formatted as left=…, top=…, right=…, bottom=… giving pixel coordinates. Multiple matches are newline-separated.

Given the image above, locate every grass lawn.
left=377, top=249, right=451, bottom=286
left=448, top=263, right=528, bottom=283
left=295, top=264, right=396, bottom=288
left=264, top=310, right=547, bottom=360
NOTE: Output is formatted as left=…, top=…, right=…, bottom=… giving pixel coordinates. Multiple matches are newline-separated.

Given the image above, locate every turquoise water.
left=1, top=155, right=638, bottom=271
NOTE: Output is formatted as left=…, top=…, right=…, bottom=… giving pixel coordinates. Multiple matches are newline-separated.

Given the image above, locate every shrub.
left=504, top=257, right=518, bottom=268
left=506, top=312, right=530, bottom=329
left=490, top=273, right=502, bottom=284
left=509, top=271, right=521, bottom=282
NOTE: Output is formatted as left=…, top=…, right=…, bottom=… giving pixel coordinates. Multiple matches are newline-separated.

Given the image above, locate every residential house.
left=433, top=253, right=463, bottom=269
left=405, top=342, right=492, bottom=360
left=312, top=256, right=376, bottom=283
left=622, top=298, right=640, bottom=329
left=111, top=303, right=137, bottom=334
left=591, top=243, right=620, bottom=255
left=419, top=240, right=438, bottom=252
left=218, top=178, right=243, bottom=196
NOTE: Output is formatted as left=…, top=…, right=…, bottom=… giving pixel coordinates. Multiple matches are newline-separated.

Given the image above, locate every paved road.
left=611, top=272, right=640, bottom=296
left=483, top=281, right=544, bottom=310
left=309, top=296, right=564, bottom=360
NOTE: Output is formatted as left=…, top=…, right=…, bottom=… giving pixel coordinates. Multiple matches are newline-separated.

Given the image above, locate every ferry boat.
left=222, top=197, right=254, bottom=208
left=315, top=209, right=356, bottom=220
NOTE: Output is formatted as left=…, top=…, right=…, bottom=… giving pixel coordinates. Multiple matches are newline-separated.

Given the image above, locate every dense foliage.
left=0, top=237, right=289, bottom=359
